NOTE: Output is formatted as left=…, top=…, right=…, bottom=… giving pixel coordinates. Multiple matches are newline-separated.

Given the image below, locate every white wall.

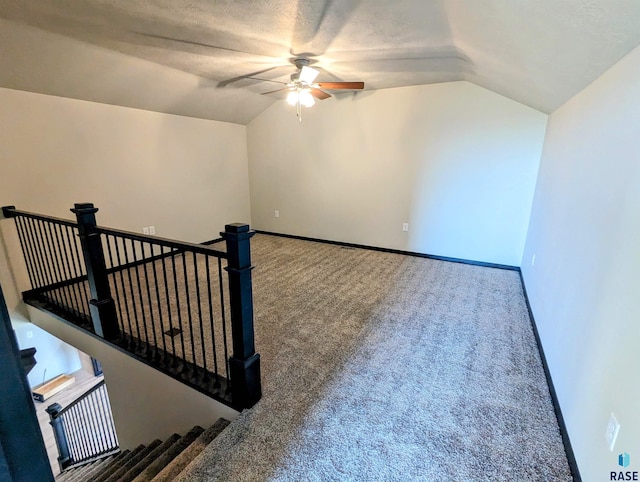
left=522, top=45, right=640, bottom=480
left=0, top=88, right=245, bottom=447
left=12, top=318, right=82, bottom=388
left=0, top=87, right=251, bottom=316
left=247, top=81, right=547, bottom=266
left=28, top=306, right=238, bottom=449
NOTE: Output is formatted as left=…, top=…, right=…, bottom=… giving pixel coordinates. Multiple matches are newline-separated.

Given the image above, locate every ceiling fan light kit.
left=260, top=58, right=365, bottom=122
left=287, top=88, right=315, bottom=107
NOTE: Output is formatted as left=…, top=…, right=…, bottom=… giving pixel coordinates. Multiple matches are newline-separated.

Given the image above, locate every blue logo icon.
left=619, top=453, right=630, bottom=468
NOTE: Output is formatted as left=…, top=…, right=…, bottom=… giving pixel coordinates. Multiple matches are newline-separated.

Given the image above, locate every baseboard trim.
left=202, top=237, right=224, bottom=246
left=255, top=230, right=519, bottom=271
left=518, top=272, right=581, bottom=482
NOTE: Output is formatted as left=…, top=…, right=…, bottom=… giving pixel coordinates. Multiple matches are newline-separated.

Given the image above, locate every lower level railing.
left=46, top=380, right=118, bottom=471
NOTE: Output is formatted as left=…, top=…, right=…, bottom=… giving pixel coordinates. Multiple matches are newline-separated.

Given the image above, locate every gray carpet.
left=175, top=234, right=572, bottom=481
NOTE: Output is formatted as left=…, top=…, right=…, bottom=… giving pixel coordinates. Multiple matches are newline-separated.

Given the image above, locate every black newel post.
left=71, top=203, right=119, bottom=340
left=46, top=404, right=71, bottom=471
left=221, top=223, right=261, bottom=409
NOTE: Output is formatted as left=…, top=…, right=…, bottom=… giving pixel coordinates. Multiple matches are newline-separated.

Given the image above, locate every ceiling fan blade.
left=310, top=88, right=331, bottom=100
left=316, top=82, right=364, bottom=90
left=133, top=32, right=260, bottom=56
left=261, top=87, right=291, bottom=96
left=299, top=65, right=320, bottom=84
left=217, top=66, right=285, bottom=88
left=132, top=31, right=288, bottom=60
left=247, top=77, right=289, bottom=85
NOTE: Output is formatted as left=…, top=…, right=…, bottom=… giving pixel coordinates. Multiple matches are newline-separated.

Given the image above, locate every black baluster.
left=114, top=237, right=134, bottom=347
left=58, top=224, right=82, bottom=318
left=35, top=219, right=61, bottom=306
left=76, top=404, right=91, bottom=461
left=218, top=257, right=230, bottom=384
left=132, top=240, right=151, bottom=348
left=56, top=223, right=77, bottom=314
left=151, top=243, right=167, bottom=357
left=206, top=256, right=220, bottom=386
left=105, top=236, right=126, bottom=335
left=62, top=410, right=79, bottom=464
left=193, top=254, right=207, bottom=377
left=87, top=391, right=103, bottom=454
left=19, top=217, right=42, bottom=288
left=64, top=226, right=82, bottom=315
left=83, top=399, right=97, bottom=459
left=161, top=251, right=177, bottom=364
left=142, top=242, right=158, bottom=356
left=123, top=238, right=142, bottom=343
left=47, top=221, right=72, bottom=311
left=171, top=254, right=186, bottom=366
left=98, top=386, right=115, bottom=449
left=69, top=406, right=86, bottom=462
left=182, top=252, right=197, bottom=373
left=14, top=216, right=36, bottom=289
left=25, top=217, right=46, bottom=289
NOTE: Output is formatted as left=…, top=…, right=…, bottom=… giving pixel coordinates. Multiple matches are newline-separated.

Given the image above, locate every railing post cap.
left=45, top=403, right=63, bottom=416
left=224, top=223, right=250, bottom=233
left=1, top=206, right=16, bottom=218
left=71, top=203, right=98, bottom=214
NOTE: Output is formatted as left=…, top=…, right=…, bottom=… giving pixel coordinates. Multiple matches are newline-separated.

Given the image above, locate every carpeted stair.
left=54, top=418, right=230, bottom=482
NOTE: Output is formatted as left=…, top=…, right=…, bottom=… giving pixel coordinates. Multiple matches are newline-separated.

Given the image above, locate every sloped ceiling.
left=1, top=0, right=639, bottom=124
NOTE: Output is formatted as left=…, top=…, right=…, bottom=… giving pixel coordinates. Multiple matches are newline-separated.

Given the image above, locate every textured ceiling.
left=1, top=0, right=639, bottom=124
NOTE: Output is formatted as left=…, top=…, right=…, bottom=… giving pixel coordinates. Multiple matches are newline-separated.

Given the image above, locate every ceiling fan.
left=260, top=58, right=364, bottom=121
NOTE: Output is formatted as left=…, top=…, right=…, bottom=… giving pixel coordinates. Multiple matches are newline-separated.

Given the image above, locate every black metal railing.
left=2, top=204, right=261, bottom=410
left=46, top=380, right=118, bottom=471
left=9, top=211, right=91, bottom=326
left=98, top=226, right=232, bottom=389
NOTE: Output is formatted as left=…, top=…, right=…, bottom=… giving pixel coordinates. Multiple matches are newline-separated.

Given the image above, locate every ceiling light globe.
left=286, top=90, right=298, bottom=106
left=299, top=89, right=315, bottom=107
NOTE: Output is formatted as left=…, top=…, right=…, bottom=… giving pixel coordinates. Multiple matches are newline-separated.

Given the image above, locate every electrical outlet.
left=142, top=227, right=150, bottom=235
left=531, top=254, right=536, bottom=266
left=27, top=330, right=33, bottom=339
left=149, top=226, right=156, bottom=235
left=402, top=223, right=409, bottom=232
left=606, top=412, right=621, bottom=452
left=274, top=210, right=280, bottom=218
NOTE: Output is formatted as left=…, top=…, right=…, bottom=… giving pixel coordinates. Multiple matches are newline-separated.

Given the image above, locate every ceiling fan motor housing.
left=293, top=58, right=311, bottom=69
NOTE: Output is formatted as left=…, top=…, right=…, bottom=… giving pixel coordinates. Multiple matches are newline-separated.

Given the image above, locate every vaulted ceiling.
left=1, top=0, right=639, bottom=124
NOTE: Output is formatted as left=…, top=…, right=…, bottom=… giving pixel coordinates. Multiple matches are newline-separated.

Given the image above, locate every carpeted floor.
left=175, top=234, right=572, bottom=481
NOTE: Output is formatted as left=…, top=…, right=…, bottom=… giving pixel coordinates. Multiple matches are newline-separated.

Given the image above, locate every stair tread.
left=62, top=459, right=104, bottom=482
left=55, top=467, right=78, bottom=482
left=102, top=440, right=161, bottom=482
left=76, top=454, right=117, bottom=481
left=132, top=426, right=205, bottom=482
left=93, top=445, right=146, bottom=482
left=56, top=462, right=92, bottom=482
left=152, top=419, right=230, bottom=482
left=67, top=460, right=105, bottom=482
left=86, top=449, right=131, bottom=481
left=118, top=433, right=182, bottom=482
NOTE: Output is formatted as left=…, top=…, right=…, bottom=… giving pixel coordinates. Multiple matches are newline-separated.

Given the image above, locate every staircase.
left=55, top=419, right=230, bottom=482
